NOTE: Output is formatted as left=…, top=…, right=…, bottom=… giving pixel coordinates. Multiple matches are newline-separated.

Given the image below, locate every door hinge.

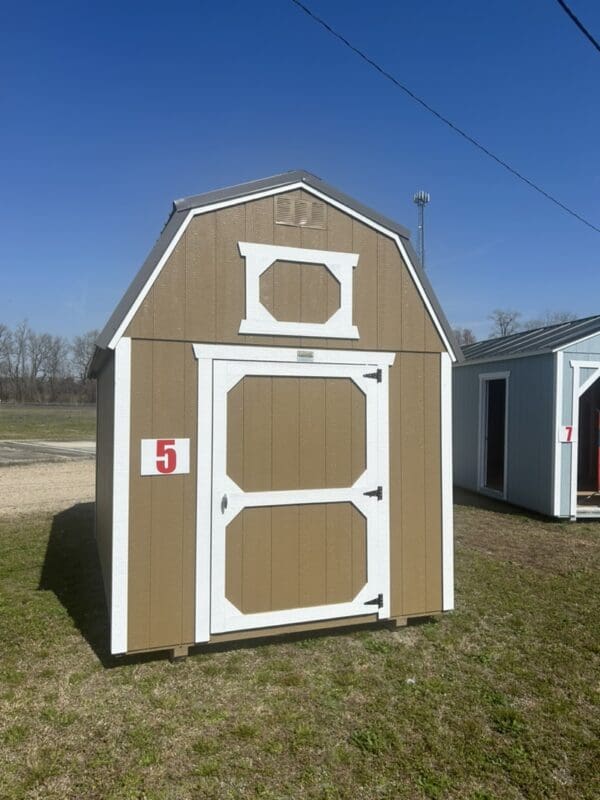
left=364, top=593, right=383, bottom=609
left=363, top=485, right=383, bottom=500
left=363, top=368, right=382, bottom=383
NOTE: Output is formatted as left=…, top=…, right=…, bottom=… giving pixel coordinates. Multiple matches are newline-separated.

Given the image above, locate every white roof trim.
left=108, top=182, right=457, bottom=359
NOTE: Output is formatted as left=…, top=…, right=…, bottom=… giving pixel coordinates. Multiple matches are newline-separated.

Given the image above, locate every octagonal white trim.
left=238, top=241, right=359, bottom=339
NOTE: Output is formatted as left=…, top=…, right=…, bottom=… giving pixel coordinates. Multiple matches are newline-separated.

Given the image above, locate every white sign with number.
left=558, top=425, right=575, bottom=443
left=141, top=438, right=190, bottom=476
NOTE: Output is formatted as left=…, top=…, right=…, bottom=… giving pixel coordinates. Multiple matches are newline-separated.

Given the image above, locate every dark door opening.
left=577, top=377, right=600, bottom=505
left=483, top=378, right=506, bottom=493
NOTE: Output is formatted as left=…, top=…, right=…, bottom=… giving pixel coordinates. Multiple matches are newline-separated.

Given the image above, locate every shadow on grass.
left=37, top=503, right=440, bottom=667
left=454, top=486, right=551, bottom=520
left=38, top=503, right=165, bottom=668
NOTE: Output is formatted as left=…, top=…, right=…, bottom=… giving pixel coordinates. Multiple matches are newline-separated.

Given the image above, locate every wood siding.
left=127, top=340, right=197, bottom=651
left=125, top=190, right=444, bottom=353
left=96, top=355, right=115, bottom=605
left=121, top=189, right=446, bottom=652
left=259, top=261, right=341, bottom=324
left=227, top=376, right=365, bottom=491
left=225, top=503, right=366, bottom=613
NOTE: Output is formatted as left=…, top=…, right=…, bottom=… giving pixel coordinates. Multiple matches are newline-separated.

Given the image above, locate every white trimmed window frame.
left=192, top=343, right=395, bottom=643
left=238, top=241, right=359, bottom=339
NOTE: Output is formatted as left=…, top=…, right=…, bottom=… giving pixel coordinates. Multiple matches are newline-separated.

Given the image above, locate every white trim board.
left=440, top=353, right=454, bottom=611
left=568, top=360, right=600, bottom=519
left=238, top=241, right=359, bottom=339
left=107, top=181, right=457, bottom=360
left=111, top=337, right=131, bottom=654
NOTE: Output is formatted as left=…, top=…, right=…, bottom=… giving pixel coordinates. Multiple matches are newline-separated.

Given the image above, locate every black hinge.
left=364, top=593, right=383, bottom=609
left=363, top=485, right=383, bottom=500
left=363, top=368, right=382, bottom=382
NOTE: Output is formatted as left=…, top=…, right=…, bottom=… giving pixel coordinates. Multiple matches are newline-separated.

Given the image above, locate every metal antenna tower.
left=413, top=191, right=430, bottom=268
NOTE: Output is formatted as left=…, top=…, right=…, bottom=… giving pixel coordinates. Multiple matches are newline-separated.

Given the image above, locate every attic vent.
left=275, top=195, right=326, bottom=229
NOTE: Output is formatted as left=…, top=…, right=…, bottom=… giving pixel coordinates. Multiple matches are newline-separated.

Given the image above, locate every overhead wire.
left=289, top=0, right=600, bottom=234
left=555, top=0, right=600, bottom=54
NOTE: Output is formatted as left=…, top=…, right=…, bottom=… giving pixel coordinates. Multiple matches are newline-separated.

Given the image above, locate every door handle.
left=221, top=494, right=228, bottom=513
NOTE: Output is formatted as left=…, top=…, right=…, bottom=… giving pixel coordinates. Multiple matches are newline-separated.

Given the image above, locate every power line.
left=555, top=0, right=600, bottom=54
left=290, top=0, right=600, bottom=235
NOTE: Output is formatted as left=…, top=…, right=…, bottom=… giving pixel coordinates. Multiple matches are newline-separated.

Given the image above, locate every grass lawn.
left=0, top=497, right=598, bottom=799
left=0, top=404, right=96, bottom=440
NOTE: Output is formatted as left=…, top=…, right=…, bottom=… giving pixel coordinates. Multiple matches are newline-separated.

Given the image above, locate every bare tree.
left=71, top=330, right=99, bottom=382
left=453, top=327, right=477, bottom=347
left=488, top=309, right=521, bottom=338
left=522, top=310, right=578, bottom=331
left=43, top=336, right=69, bottom=401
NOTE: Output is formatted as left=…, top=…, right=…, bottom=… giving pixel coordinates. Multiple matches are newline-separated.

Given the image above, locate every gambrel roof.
left=461, top=315, right=600, bottom=364
left=91, top=170, right=460, bottom=374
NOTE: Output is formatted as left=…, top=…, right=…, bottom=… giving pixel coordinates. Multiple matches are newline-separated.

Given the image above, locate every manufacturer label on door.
left=141, top=438, right=190, bottom=475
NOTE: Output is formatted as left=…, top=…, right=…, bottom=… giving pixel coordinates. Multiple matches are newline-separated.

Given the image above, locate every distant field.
left=0, top=404, right=96, bottom=441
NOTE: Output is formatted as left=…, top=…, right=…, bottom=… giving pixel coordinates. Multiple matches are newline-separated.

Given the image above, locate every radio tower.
left=413, top=191, right=430, bottom=268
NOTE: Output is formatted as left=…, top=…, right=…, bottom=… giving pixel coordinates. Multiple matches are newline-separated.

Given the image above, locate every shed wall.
left=95, top=354, right=115, bottom=604
left=453, top=354, right=555, bottom=515
left=122, top=190, right=447, bottom=651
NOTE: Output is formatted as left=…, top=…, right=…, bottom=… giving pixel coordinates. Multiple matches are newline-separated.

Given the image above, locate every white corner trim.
left=552, top=351, right=563, bottom=517
left=107, top=181, right=457, bottom=360
left=194, top=352, right=213, bottom=643
left=568, top=360, right=600, bottom=519
left=111, top=337, right=131, bottom=655
left=440, top=353, right=454, bottom=611
left=238, top=241, right=359, bottom=339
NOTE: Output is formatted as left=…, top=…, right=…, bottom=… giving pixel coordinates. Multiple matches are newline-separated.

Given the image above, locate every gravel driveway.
left=0, top=461, right=95, bottom=517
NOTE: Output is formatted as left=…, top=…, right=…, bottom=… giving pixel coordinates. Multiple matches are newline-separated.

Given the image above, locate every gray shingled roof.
left=91, top=170, right=460, bottom=372
left=461, top=315, right=600, bottom=362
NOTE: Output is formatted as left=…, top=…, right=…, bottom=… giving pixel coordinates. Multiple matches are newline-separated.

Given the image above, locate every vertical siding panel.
left=424, top=355, right=442, bottom=611
left=325, top=503, right=352, bottom=603
left=272, top=378, right=300, bottom=490
left=185, top=214, right=217, bottom=342
left=148, top=342, right=185, bottom=648
left=226, top=380, right=244, bottom=490
left=325, top=379, right=352, bottom=488
left=377, top=235, right=402, bottom=351
left=242, top=508, right=272, bottom=612
left=216, top=204, right=247, bottom=344
left=326, top=206, right=354, bottom=349
left=225, top=513, right=243, bottom=612
left=181, top=344, right=197, bottom=641
left=401, top=271, right=426, bottom=352
left=242, top=377, right=272, bottom=492
left=273, top=218, right=302, bottom=347
left=351, top=506, right=367, bottom=597
left=273, top=261, right=301, bottom=324
left=300, top=223, right=329, bottom=348
left=128, top=340, right=153, bottom=651
left=271, top=506, right=300, bottom=610
left=126, top=285, right=155, bottom=338
left=299, top=504, right=327, bottom=606
left=400, top=353, right=427, bottom=614
left=245, top=197, right=276, bottom=346
left=352, top=220, right=378, bottom=350
left=299, top=378, right=326, bottom=489
left=153, top=238, right=186, bottom=340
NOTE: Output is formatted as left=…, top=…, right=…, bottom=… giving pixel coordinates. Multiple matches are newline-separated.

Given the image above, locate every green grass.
left=0, top=500, right=598, bottom=799
left=0, top=404, right=96, bottom=440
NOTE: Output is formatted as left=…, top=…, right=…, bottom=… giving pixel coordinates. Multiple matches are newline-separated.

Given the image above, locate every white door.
left=193, top=345, right=393, bottom=641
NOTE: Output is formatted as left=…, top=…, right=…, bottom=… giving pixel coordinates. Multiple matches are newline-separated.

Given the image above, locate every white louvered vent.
left=275, top=195, right=326, bottom=229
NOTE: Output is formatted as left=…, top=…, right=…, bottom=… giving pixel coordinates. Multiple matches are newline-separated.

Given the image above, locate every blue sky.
left=1, top=0, right=598, bottom=341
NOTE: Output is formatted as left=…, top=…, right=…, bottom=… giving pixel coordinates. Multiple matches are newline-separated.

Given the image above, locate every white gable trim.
left=107, top=183, right=456, bottom=359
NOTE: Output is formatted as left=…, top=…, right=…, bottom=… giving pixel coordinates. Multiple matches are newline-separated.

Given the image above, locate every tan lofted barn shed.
left=89, top=170, right=459, bottom=658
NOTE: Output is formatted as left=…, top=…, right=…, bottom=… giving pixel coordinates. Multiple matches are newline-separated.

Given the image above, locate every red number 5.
left=156, top=439, right=177, bottom=474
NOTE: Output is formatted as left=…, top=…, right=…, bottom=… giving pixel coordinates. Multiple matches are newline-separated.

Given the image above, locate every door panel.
left=225, top=503, right=367, bottom=614
left=226, top=376, right=366, bottom=491
left=210, top=357, right=389, bottom=634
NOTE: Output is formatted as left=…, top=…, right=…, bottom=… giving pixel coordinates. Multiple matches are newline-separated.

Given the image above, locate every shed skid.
left=92, top=171, right=457, bottom=656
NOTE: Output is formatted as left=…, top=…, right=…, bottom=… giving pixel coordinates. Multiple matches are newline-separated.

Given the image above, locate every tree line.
left=0, top=322, right=98, bottom=404
left=453, top=309, right=577, bottom=347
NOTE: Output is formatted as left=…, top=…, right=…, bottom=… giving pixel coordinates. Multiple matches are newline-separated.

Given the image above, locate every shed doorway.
left=577, top=375, right=600, bottom=510
left=479, top=375, right=508, bottom=496
left=194, top=345, right=394, bottom=642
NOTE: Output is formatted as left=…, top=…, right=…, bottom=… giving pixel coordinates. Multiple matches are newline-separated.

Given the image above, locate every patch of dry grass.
left=0, top=501, right=599, bottom=799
